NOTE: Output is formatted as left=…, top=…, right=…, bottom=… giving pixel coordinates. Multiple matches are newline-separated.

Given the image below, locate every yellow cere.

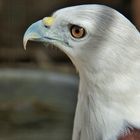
left=42, top=17, right=54, bottom=27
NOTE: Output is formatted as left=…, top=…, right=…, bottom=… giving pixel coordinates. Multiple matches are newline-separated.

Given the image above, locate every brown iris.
left=70, top=25, right=86, bottom=39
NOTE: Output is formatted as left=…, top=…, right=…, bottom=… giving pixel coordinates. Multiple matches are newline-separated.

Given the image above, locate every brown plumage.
left=118, top=128, right=140, bottom=140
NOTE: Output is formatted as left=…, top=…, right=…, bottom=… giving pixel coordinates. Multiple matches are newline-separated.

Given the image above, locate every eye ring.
left=70, top=25, right=86, bottom=39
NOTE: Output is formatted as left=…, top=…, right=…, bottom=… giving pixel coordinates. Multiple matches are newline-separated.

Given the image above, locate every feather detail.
left=118, top=128, right=140, bottom=140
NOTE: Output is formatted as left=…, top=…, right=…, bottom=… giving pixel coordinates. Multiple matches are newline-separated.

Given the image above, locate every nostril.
left=43, top=24, right=49, bottom=28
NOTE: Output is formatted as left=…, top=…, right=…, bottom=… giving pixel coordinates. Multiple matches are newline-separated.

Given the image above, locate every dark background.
left=0, top=0, right=140, bottom=140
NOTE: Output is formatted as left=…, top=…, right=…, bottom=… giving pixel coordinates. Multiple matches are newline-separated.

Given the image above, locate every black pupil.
left=75, top=28, right=80, bottom=33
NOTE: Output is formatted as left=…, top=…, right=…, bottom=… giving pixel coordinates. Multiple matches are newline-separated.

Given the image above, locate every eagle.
left=23, top=4, right=140, bottom=140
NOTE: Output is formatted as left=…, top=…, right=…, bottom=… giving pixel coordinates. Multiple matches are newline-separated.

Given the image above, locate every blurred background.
left=0, top=0, right=140, bottom=140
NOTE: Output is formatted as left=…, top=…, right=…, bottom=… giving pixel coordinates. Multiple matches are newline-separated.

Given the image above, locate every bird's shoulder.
left=118, top=128, right=140, bottom=140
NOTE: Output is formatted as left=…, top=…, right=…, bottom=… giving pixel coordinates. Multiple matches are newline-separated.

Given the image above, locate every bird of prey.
left=23, top=4, right=140, bottom=140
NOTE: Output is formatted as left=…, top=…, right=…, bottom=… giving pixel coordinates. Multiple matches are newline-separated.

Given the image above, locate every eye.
left=70, top=25, right=86, bottom=39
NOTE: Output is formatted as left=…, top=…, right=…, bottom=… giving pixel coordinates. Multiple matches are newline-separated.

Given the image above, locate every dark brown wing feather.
left=118, top=128, right=140, bottom=140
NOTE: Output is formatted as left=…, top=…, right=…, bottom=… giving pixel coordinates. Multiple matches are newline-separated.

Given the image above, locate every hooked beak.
left=23, top=17, right=55, bottom=50
left=23, top=16, right=72, bottom=58
left=23, top=20, right=44, bottom=50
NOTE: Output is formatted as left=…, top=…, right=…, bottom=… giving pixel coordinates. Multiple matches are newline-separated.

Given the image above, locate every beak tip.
left=23, top=37, right=28, bottom=50
left=24, top=45, right=27, bottom=50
